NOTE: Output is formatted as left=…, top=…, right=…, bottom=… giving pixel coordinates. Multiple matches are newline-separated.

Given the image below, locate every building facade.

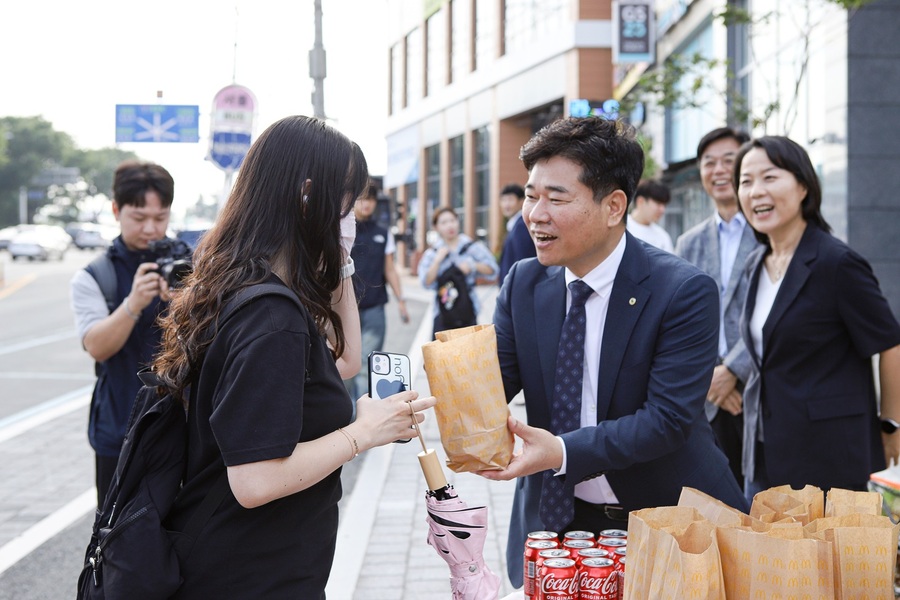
left=624, top=0, right=900, bottom=313
left=383, top=0, right=616, bottom=267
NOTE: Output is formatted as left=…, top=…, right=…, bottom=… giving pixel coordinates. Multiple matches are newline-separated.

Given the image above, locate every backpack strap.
left=457, top=241, right=475, bottom=257
left=218, top=283, right=305, bottom=330
left=85, top=254, right=118, bottom=313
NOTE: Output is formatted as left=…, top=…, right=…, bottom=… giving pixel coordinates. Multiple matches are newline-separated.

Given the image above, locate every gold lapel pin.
left=629, top=297, right=636, bottom=306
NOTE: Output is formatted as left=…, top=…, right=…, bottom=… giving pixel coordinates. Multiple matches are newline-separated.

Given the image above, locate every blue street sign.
left=209, top=131, right=252, bottom=171
left=115, top=105, right=200, bottom=143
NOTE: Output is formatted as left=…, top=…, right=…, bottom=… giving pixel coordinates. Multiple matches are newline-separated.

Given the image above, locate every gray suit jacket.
left=675, top=214, right=760, bottom=421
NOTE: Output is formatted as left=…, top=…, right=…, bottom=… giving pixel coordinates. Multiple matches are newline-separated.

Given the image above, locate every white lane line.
left=0, top=488, right=95, bottom=576
left=0, top=329, right=77, bottom=355
left=326, top=306, right=435, bottom=600
left=0, top=386, right=92, bottom=444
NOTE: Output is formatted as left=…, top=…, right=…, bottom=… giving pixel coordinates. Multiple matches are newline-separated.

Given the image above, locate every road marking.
left=0, top=329, right=77, bottom=355
left=0, top=386, right=92, bottom=444
left=0, top=273, right=37, bottom=300
left=0, top=488, right=95, bottom=577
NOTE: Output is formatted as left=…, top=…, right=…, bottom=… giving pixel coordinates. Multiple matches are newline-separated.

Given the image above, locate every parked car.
left=73, top=223, right=118, bottom=250
left=8, top=225, right=71, bottom=261
left=0, top=225, right=21, bottom=250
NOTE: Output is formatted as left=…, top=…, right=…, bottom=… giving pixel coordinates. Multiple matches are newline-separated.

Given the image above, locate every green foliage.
left=637, top=133, right=658, bottom=179
left=0, top=116, right=137, bottom=227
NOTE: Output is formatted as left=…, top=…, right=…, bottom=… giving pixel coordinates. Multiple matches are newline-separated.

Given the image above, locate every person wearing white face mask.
left=735, top=135, right=900, bottom=503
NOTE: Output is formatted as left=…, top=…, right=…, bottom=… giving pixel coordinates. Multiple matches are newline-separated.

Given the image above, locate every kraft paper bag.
left=825, top=487, right=883, bottom=517
left=804, top=512, right=900, bottom=598
left=750, top=484, right=824, bottom=525
left=624, top=506, right=725, bottom=600
left=422, top=324, right=514, bottom=472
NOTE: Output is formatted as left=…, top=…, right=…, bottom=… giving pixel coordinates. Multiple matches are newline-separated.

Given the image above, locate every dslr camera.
left=147, top=238, right=193, bottom=288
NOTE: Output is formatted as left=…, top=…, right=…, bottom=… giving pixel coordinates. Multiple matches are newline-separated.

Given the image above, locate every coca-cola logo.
left=579, top=572, right=617, bottom=593
left=541, top=573, right=578, bottom=595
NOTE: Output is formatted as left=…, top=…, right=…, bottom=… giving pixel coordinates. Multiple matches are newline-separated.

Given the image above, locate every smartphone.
left=368, top=351, right=413, bottom=443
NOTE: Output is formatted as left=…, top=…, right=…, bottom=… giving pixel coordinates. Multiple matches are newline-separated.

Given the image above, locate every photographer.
left=69, top=160, right=178, bottom=507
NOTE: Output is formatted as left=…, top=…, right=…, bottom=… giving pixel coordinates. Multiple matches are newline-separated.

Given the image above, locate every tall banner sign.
left=208, top=84, right=257, bottom=172
left=612, top=0, right=655, bottom=64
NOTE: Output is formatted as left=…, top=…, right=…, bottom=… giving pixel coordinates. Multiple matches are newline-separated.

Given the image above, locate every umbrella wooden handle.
left=418, top=448, right=448, bottom=492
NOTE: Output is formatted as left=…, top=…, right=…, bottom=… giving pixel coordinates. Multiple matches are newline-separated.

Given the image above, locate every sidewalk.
left=329, top=273, right=523, bottom=600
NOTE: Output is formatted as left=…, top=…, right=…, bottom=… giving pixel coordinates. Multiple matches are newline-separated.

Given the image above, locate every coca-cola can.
left=535, top=549, right=572, bottom=600
left=612, top=548, right=626, bottom=571
left=578, top=557, right=617, bottom=600
left=529, top=531, right=560, bottom=543
left=596, top=537, right=627, bottom=555
left=575, top=547, right=610, bottom=568
left=540, top=558, right=579, bottom=600
left=563, top=530, right=595, bottom=543
left=525, top=540, right=561, bottom=600
left=563, top=539, right=595, bottom=552
left=598, top=529, right=627, bottom=539
left=616, top=560, right=625, bottom=600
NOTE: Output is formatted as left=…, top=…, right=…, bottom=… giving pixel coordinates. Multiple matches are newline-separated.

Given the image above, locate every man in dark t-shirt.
left=344, top=184, right=409, bottom=402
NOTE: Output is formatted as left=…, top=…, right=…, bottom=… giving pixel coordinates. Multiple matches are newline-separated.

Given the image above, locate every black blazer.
left=740, top=225, right=900, bottom=489
left=496, top=232, right=748, bottom=587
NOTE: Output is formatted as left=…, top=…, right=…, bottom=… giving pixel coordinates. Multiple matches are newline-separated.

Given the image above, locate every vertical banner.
left=613, top=0, right=655, bottom=64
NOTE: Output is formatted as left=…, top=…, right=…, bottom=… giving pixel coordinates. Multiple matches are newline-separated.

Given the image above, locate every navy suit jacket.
left=495, top=232, right=748, bottom=587
left=498, top=214, right=536, bottom=284
left=740, top=225, right=900, bottom=489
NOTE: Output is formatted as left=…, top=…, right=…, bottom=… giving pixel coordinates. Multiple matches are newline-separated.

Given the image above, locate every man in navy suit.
left=498, top=183, right=536, bottom=284
left=478, top=117, right=748, bottom=588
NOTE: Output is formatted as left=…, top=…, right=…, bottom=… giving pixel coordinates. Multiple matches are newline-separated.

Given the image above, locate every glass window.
left=664, top=25, right=717, bottom=163
left=451, top=0, right=471, bottom=83
left=473, top=126, right=490, bottom=240
left=449, top=135, right=465, bottom=229
left=406, top=27, right=423, bottom=106
left=390, top=43, right=403, bottom=113
left=474, top=0, right=495, bottom=70
left=503, top=0, right=566, bottom=55
left=426, top=7, right=447, bottom=96
left=425, top=143, right=442, bottom=231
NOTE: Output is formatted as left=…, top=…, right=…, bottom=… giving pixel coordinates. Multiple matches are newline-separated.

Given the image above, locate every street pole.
left=310, top=0, right=326, bottom=119
left=18, top=186, right=27, bottom=224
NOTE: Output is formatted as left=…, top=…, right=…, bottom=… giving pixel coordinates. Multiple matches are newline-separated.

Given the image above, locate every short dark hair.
left=500, top=183, right=525, bottom=199
left=635, top=179, right=671, bottom=204
left=696, top=127, right=750, bottom=162
left=360, top=183, right=379, bottom=200
left=432, top=206, right=458, bottom=227
left=520, top=117, right=644, bottom=204
left=733, top=136, right=831, bottom=246
left=112, top=161, right=175, bottom=209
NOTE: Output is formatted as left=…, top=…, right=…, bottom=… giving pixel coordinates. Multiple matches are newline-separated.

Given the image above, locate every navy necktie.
left=540, top=279, right=594, bottom=532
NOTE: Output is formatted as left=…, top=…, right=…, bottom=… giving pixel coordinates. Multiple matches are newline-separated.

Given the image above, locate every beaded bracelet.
left=337, top=427, right=359, bottom=460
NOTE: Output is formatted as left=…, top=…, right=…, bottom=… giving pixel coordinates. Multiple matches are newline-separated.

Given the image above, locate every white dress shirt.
left=555, top=233, right=627, bottom=505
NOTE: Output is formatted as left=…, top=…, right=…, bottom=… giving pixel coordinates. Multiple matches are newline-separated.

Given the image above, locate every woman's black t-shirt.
left=168, top=283, right=352, bottom=599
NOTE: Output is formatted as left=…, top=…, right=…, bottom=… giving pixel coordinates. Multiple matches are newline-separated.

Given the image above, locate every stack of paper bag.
left=421, top=324, right=514, bottom=472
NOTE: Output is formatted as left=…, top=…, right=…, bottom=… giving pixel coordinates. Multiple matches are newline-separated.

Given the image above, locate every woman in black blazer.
left=734, top=136, right=900, bottom=501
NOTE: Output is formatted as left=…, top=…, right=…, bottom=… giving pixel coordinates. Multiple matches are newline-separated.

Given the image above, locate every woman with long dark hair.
left=735, top=135, right=900, bottom=501
left=154, top=115, right=435, bottom=597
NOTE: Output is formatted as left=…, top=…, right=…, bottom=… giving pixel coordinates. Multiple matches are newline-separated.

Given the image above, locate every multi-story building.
left=383, top=0, right=616, bottom=268
left=625, top=0, right=900, bottom=313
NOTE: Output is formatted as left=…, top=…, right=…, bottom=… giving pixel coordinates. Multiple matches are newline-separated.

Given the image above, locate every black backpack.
left=435, top=241, right=477, bottom=330
left=77, top=283, right=303, bottom=600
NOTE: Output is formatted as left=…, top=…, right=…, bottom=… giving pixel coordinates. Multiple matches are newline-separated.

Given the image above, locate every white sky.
left=0, top=0, right=389, bottom=220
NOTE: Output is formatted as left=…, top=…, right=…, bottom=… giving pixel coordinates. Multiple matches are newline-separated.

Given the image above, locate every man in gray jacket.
left=675, top=127, right=759, bottom=486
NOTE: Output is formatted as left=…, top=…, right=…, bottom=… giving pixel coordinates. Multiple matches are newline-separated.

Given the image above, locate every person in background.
left=498, top=183, right=536, bottom=284
left=70, top=161, right=176, bottom=506
left=735, top=135, right=900, bottom=501
left=625, top=179, right=674, bottom=252
left=153, top=116, right=436, bottom=598
left=344, top=183, right=410, bottom=403
left=418, top=207, right=498, bottom=336
left=477, top=116, right=747, bottom=588
left=674, top=127, right=759, bottom=487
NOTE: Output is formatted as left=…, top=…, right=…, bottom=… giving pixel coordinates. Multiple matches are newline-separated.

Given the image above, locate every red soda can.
left=578, top=557, right=617, bottom=600
left=529, top=531, right=560, bottom=544
left=563, top=539, right=595, bottom=552
left=611, top=547, right=626, bottom=571
left=596, top=537, right=627, bottom=555
left=598, top=529, right=627, bottom=539
left=563, top=530, right=595, bottom=544
left=535, top=549, right=572, bottom=600
left=540, top=557, right=579, bottom=600
left=574, top=547, right=610, bottom=569
left=525, top=540, right=560, bottom=600
left=615, top=558, right=625, bottom=600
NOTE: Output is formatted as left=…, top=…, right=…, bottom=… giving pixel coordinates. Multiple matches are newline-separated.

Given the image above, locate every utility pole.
left=310, top=0, right=327, bottom=119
